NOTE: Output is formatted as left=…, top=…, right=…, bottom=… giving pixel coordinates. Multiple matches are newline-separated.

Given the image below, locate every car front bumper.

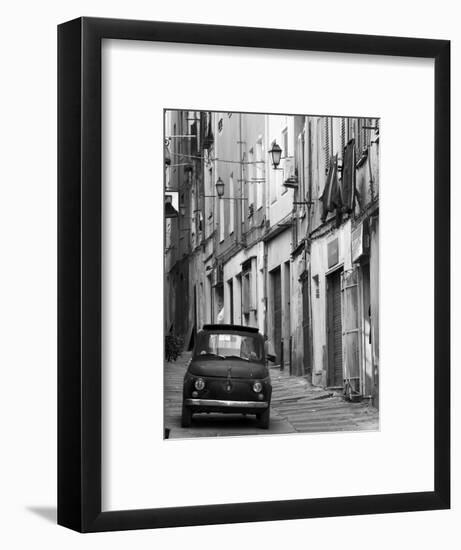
left=184, top=398, right=269, bottom=410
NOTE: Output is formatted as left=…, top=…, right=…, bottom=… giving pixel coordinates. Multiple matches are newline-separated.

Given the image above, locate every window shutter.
left=229, top=174, right=234, bottom=234
left=324, top=118, right=330, bottom=175
left=341, top=118, right=346, bottom=153
left=242, top=272, right=251, bottom=314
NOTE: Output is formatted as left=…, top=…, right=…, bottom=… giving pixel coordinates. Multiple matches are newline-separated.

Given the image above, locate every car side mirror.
left=266, top=353, right=276, bottom=363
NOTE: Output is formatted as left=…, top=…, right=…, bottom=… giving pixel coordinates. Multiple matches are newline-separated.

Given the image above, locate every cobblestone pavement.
left=164, top=352, right=379, bottom=439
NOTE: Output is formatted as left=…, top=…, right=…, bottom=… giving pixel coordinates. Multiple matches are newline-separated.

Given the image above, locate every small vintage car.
left=182, top=324, right=272, bottom=429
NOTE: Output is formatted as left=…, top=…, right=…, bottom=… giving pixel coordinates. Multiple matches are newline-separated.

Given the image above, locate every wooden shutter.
left=242, top=271, right=251, bottom=314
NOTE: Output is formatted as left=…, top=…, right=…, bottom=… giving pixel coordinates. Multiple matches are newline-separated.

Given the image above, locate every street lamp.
left=215, top=177, right=225, bottom=198
left=202, top=177, right=247, bottom=201
left=268, top=141, right=282, bottom=169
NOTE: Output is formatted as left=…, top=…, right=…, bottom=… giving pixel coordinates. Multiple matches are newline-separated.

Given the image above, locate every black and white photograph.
left=164, top=109, right=380, bottom=438
left=0, top=0, right=454, bottom=542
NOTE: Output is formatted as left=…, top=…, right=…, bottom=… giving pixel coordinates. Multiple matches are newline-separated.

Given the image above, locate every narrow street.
left=164, top=352, right=379, bottom=439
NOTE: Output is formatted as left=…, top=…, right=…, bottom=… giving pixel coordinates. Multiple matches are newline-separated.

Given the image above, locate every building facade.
left=164, top=110, right=380, bottom=407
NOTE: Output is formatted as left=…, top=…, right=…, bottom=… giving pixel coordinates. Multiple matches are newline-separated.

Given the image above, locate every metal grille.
left=341, top=268, right=361, bottom=396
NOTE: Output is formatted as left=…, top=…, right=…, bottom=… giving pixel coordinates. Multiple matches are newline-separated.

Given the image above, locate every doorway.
left=271, top=266, right=282, bottom=364
left=327, top=268, right=343, bottom=387
left=227, top=278, right=234, bottom=324
left=302, top=274, right=311, bottom=375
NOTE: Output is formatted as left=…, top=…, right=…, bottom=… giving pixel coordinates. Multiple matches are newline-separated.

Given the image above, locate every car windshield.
left=195, top=332, right=263, bottom=361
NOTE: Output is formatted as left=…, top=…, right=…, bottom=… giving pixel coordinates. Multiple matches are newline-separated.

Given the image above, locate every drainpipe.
left=306, top=117, right=314, bottom=379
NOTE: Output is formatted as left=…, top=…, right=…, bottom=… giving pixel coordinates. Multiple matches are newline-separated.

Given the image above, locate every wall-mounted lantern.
left=268, top=141, right=282, bottom=169
left=215, top=177, right=225, bottom=198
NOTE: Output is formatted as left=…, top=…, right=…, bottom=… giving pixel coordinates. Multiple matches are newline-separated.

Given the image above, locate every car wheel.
left=181, top=404, right=192, bottom=428
left=257, top=407, right=270, bottom=429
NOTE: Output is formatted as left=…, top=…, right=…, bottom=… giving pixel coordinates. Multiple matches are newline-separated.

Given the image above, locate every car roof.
left=201, top=324, right=259, bottom=334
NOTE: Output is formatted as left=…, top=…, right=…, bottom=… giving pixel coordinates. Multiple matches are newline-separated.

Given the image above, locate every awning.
left=164, top=195, right=178, bottom=218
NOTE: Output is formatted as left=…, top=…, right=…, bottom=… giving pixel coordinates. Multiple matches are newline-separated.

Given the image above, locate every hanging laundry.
left=341, top=139, right=356, bottom=213
left=202, top=112, right=214, bottom=150
left=327, top=154, right=341, bottom=211
left=320, top=154, right=340, bottom=222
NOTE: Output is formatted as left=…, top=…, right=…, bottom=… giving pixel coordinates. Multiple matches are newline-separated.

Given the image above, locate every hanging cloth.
left=327, top=153, right=341, bottom=211
left=202, top=112, right=214, bottom=150
left=341, top=139, right=356, bottom=213
left=320, top=154, right=340, bottom=222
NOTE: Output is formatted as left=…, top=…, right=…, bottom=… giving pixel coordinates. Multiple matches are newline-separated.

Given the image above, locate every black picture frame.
left=58, top=17, right=450, bottom=532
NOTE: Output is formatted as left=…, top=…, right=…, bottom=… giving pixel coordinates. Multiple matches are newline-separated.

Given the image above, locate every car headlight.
left=194, top=378, right=205, bottom=391
left=252, top=381, right=262, bottom=393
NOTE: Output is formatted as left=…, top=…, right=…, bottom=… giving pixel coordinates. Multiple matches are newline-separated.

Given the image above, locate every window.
left=205, top=168, right=213, bottom=238
left=195, top=332, right=262, bottom=361
left=236, top=274, right=242, bottom=323
left=297, top=132, right=305, bottom=201
left=313, top=274, right=320, bottom=299
left=331, top=117, right=342, bottom=157
left=341, top=117, right=346, bottom=153
left=219, top=197, right=225, bottom=242
left=242, top=271, right=252, bottom=315
left=282, top=127, right=289, bottom=158
left=229, top=174, right=234, bottom=234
